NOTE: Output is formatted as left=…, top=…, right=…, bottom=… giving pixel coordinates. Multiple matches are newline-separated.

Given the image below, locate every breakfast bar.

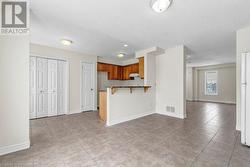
left=99, top=85, right=154, bottom=126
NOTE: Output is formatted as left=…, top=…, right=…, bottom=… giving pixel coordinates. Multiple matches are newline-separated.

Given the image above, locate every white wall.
left=236, top=26, right=250, bottom=130
left=193, top=64, right=236, bottom=104
left=156, top=45, right=186, bottom=119
left=106, top=88, right=155, bottom=126
left=30, top=43, right=98, bottom=114
left=144, top=54, right=156, bottom=86
left=186, top=67, right=194, bottom=100
left=0, top=36, right=30, bottom=155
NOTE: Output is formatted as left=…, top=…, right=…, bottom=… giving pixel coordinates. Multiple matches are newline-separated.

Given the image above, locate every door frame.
left=80, top=61, right=95, bottom=112
left=30, top=54, right=70, bottom=116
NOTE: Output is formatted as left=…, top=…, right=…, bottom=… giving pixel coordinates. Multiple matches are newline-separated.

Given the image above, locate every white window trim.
left=204, top=71, right=218, bottom=96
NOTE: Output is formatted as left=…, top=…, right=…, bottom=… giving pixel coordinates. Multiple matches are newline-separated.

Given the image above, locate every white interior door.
left=48, top=60, right=58, bottom=116
left=57, top=60, right=66, bottom=115
left=29, top=57, right=36, bottom=119
left=245, top=53, right=250, bottom=145
left=36, top=58, right=48, bottom=118
left=241, top=52, right=250, bottom=146
left=81, top=62, right=94, bottom=111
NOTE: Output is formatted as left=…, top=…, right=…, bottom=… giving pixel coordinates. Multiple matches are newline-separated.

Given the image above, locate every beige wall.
left=0, top=36, right=30, bottom=155
left=236, top=26, right=250, bottom=130
left=30, top=44, right=98, bottom=114
left=156, top=45, right=186, bottom=119
left=186, top=67, right=194, bottom=100
left=193, top=64, right=236, bottom=104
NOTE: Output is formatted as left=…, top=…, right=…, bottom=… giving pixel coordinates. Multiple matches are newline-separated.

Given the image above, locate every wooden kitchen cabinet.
left=108, top=65, right=119, bottom=80
left=97, top=62, right=140, bottom=80
left=99, top=91, right=107, bottom=121
left=122, top=65, right=131, bottom=80
left=130, top=63, right=139, bottom=73
left=139, top=57, right=144, bottom=79
left=97, top=63, right=109, bottom=71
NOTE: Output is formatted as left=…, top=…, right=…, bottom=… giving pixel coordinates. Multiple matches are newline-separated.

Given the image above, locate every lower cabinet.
left=99, top=91, right=107, bottom=121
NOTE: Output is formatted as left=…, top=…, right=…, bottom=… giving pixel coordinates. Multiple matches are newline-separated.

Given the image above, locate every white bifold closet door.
left=29, top=57, right=67, bottom=119
left=48, top=60, right=58, bottom=116
left=36, top=58, right=48, bottom=118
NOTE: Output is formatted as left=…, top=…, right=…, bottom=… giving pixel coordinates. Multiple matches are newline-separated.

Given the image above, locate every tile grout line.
left=189, top=109, right=221, bottom=167
left=226, top=133, right=239, bottom=167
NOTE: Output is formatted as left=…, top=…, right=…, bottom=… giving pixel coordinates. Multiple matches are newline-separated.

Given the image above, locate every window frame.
left=204, top=71, right=218, bottom=96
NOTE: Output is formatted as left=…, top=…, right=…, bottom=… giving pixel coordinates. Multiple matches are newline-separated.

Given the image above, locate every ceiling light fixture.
left=117, top=53, right=125, bottom=58
left=151, top=0, right=172, bottom=13
left=124, top=44, right=128, bottom=47
left=61, top=39, right=73, bottom=46
left=186, top=55, right=192, bottom=60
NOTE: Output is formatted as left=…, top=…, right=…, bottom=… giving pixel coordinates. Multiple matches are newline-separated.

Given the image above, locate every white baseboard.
left=0, top=141, right=30, bottom=156
left=156, top=111, right=185, bottom=119
left=67, top=110, right=82, bottom=115
left=236, top=124, right=241, bottom=131
left=107, top=111, right=154, bottom=126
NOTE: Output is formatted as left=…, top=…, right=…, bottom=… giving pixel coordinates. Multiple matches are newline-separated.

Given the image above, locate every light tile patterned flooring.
left=1, top=102, right=250, bottom=167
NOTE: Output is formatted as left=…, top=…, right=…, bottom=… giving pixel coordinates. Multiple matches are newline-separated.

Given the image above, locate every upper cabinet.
left=139, top=57, right=144, bottom=79
left=97, top=63, right=109, bottom=72
left=97, top=62, right=140, bottom=80
left=108, top=65, right=120, bottom=80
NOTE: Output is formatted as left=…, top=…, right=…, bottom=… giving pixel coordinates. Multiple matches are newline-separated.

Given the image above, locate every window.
left=205, top=71, right=218, bottom=95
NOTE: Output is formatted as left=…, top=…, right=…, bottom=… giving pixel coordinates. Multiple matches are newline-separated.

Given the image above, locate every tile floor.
left=0, top=102, right=250, bottom=167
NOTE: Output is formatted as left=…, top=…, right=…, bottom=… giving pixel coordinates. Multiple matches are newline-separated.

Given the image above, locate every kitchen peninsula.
left=99, top=85, right=153, bottom=126
left=97, top=49, right=158, bottom=126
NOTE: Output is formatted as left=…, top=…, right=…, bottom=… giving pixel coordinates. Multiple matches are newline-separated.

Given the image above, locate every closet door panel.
left=29, top=57, right=37, bottom=119
left=36, top=58, right=48, bottom=118
left=48, top=60, right=58, bottom=116
left=57, top=61, right=66, bottom=115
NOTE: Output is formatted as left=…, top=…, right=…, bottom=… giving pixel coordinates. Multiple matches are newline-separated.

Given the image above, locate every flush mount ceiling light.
left=117, top=53, right=125, bottom=58
left=124, top=44, right=128, bottom=47
left=151, top=0, right=172, bottom=13
left=61, top=39, right=73, bottom=46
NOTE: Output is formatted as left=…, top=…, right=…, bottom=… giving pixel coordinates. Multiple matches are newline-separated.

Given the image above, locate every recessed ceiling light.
left=117, top=53, right=125, bottom=58
left=124, top=44, right=128, bottom=47
left=151, top=0, right=172, bottom=13
left=61, top=39, right=73, bottom=46
left=186, top=55, right=192, bottom=59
